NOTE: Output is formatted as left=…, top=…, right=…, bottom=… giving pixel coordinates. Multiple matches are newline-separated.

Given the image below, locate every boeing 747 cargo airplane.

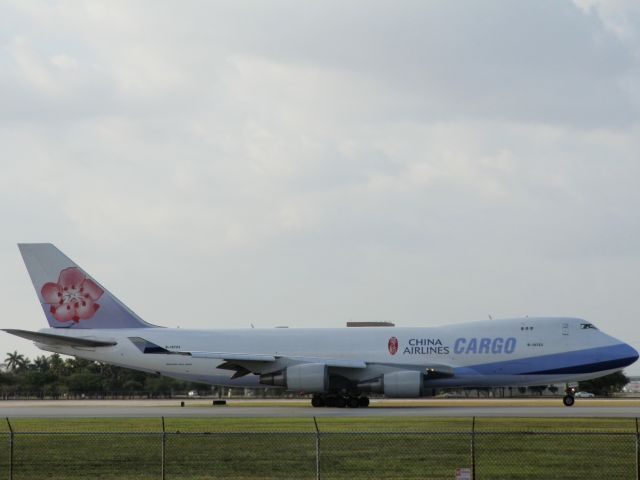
left=4, top=244, right=638, bottom=408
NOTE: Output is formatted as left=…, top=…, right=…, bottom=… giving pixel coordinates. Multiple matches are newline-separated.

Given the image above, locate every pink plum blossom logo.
left=41, top=267, right=104, bottom=323
left=388, top=337, right=398, bottom=355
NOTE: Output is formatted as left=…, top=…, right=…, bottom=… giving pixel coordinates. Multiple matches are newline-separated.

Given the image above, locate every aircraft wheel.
left=334, top=396, right=347, bottom=408
left=311, top=396, right=325, bottom=408
left=358, top=397, right=370, bottom=408
left=347, top=397, right=360, bottom=408
left=562, top=395, right=575, bottom=407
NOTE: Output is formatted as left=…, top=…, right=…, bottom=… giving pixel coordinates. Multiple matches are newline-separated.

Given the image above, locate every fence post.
left=6, top=417, right=13, bottom=480
left=636, top=417, right=640, bottom=480
left=313, top=416, right=320, bottom=480
left=161, top=416, right=166, bottom=480
left=471, top=416, right=476, bottom=480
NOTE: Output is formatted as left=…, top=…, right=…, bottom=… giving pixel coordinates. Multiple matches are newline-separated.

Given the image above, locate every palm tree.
left=33, top=356, right=50, bottom=374
left=4, top=351, right=27, bottom=372
left=48, top=353, right=65, bottom=376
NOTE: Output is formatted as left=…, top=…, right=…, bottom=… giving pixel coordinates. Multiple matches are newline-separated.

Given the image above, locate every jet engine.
left=259, top=363, right=328, bottom=393
left=357, top=370, right=424, bottom=398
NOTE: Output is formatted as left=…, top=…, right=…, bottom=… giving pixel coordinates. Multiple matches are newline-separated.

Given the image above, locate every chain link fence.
left=0, top=417, right=638, bottom=479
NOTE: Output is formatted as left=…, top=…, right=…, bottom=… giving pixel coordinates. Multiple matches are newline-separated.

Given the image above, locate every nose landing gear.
left=562, top=384, right=576, bottom=407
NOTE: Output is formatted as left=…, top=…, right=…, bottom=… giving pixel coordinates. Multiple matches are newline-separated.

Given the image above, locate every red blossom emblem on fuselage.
left=388, top=337, right=398, bottom=355
left=41, top=267, right=104, bottom=323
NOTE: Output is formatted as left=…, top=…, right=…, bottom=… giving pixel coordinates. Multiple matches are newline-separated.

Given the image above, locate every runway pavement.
left=0, top=398, right=638, bottom=417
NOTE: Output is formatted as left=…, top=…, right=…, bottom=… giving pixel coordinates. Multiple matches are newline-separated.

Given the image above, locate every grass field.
left=0, top=415, right=638, bottom=432
left=0, top=417, right=637, bottom=479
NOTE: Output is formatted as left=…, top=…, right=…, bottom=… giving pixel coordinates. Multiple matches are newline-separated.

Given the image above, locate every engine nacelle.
left=259, top=363, right=328, bottom=393
left=358, top=370, right=424, bottom=398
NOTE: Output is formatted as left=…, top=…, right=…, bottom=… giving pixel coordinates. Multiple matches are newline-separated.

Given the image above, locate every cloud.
left=1, top=1, right=640, bottom=367
left=574, top=0, right=640, bottom=43
left=1, top=0, right=638, bottom=126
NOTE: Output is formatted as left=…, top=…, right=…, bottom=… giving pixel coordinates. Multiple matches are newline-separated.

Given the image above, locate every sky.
left=1, top=0, right=640, bottom=373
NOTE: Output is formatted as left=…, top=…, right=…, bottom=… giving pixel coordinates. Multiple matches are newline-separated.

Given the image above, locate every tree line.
left=1, top=351, right=212, bottom=399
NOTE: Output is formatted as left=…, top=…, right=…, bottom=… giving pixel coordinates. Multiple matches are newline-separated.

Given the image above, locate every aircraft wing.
left=128, top=337, right=366, bottom=367
left=188, top=351, right=277, bottom=362
left=128, top=337, right=277, bottom=362
left=127, top=336, right=453, bottom=379
left=3, top=329, right=117, bottom=347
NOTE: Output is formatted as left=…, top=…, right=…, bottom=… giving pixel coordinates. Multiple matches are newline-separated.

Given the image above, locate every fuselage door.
left=562, top=323, right=569, bottom=336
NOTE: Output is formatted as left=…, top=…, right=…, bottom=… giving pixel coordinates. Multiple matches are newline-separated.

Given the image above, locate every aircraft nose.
left=617, top=342, right=639, bottom=368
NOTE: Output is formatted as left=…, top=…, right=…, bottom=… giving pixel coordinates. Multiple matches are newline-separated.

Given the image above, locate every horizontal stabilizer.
left=3, top=329, right=117, bottom=347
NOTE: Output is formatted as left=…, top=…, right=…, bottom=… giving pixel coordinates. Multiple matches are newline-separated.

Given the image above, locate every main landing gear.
left=311, top=394, right=370, bottom=408
left=562, top=384, right=576, bottom=407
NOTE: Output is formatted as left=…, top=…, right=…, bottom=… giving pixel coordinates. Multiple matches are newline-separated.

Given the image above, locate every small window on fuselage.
left=580, top=323, right=598, bottom=330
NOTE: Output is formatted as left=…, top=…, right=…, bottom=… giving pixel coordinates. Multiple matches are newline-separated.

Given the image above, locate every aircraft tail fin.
left=18, top=243, right=156, bottom=329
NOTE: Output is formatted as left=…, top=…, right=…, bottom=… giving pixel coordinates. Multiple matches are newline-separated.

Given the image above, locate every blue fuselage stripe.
left=521, top=357, right=637, bottom=375
left=459, top=343, right=637, bottom=376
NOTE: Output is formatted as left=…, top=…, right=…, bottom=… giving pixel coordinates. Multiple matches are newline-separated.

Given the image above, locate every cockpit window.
left=580, top=323, right=598, bottom=330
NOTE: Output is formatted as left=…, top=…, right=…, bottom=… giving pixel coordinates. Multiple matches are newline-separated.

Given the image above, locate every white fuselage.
left=33, top=317, right=638, bottom=392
